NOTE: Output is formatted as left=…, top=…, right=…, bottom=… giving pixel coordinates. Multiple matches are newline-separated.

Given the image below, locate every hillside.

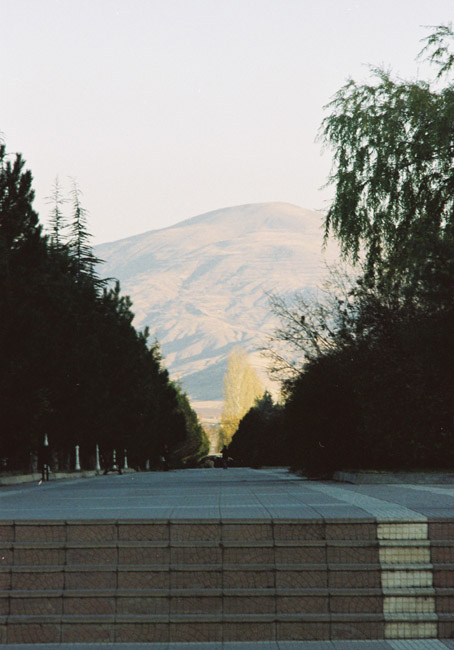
left=96, top=203, right=337, bottom=419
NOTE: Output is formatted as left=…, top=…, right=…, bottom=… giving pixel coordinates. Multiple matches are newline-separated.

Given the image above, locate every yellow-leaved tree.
left=220, top=347, right=264, bottom=447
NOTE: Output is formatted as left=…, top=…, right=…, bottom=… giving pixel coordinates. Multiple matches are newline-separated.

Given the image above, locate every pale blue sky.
left=1, top=0, right=452, bottom=243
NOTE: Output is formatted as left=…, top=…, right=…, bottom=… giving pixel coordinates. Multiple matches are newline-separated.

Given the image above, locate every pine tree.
left=0, top=144, right=207, bottom=472
left=0, top=145, right=47, bottom=466
left=46, top=176, right=66, bottom=248
left=0, top=145, right=41, bottom=264
left=67, top=180, right=102, bottom=281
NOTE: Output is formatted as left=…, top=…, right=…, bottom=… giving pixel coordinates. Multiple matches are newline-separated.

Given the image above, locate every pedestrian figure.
left=221, top=445, right=229, bottom=469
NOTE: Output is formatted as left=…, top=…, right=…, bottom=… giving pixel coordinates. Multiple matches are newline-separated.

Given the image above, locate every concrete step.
left=0, top=612, right=388, bottom=644
left=0, top=586, right=388, bottom=615
left=1, top=642, right=454, bottom=650
left=0, top=518, right=453, bottom=642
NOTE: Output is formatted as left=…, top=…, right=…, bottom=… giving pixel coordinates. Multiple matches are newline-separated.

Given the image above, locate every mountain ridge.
left=96, top=202, right=337, bottom=419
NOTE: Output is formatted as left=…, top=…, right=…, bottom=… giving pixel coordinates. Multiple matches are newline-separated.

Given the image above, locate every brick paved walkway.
left=2, top=468, right=454, bottom=646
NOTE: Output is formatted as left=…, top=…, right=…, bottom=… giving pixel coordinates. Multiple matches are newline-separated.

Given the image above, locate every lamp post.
left=41, top=434, right=50, bottom=482
left=75, top=445, right=81, bottom=471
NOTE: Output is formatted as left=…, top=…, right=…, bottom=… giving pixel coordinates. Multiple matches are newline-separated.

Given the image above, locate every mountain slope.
left=96, top=203, right=337, bottom=417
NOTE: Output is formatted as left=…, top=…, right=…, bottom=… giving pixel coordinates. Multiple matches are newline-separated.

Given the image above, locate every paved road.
left=1, top=467, right=454, bottom=521
left=2, top=469, right=453, bottom=648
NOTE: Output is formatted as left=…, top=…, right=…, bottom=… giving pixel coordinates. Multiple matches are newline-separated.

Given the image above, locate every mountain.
left=95, top=203, right=338, bottom=420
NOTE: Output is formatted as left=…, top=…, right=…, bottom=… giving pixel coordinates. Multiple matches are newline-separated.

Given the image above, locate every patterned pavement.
left=1, top=467, right=454, bottom=521
left=2, top=468, right=454, bottom=647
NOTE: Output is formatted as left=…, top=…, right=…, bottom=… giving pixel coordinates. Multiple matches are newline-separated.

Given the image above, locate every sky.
left=1, top=0, right=453, bottom=244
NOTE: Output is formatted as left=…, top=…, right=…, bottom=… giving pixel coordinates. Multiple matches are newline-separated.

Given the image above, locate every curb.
left=0, top=469, right=136, bottom=486
left=333, top=470, right=454, bottom=484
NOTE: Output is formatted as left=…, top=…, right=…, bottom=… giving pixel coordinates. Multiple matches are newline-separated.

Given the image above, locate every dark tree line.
left=228, top=392, right=285, bottom=468
left=0, top=145, right=208, bottom=472
left=231, top=25, right=454, bottom=475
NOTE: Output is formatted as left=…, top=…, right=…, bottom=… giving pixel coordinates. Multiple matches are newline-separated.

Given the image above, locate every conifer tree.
left=68, top=180, right=101, bottom=281
left=0, top=145, right=41, bottom=263
left=0, top=143, right=207, bottom=472
left=0, top=145, right=47, bottom=466
left=46, top=176, right=66, bottom=248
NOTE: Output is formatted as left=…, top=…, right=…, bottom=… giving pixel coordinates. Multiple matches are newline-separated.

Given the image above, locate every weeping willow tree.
left=264, top=24, right=454, bottom=475
left=319, top=23, right=454, bottom=298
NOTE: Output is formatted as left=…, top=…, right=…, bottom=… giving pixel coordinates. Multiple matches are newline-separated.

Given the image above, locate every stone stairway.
left=0, top=518, right=452, bottom=643
left=378, top=521, right=437, bottom=639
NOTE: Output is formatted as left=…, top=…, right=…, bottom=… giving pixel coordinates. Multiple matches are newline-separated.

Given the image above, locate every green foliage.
left=0, top=145, right=41, bottom=267
left=228, top=393, right=284, bottom=468
left=258, top=268, right=454, bottom=475
left=281, top=281, right=454, bottom=475
left=46, top=177, right=66, bottom=249
left=172, top=386, right=210, bottom=467
left=67, top=179, right=103, bottom=282
left=220, top=346, right=264, bottom=446
left=320, top=24, right=454, bottom=286
left=419, top=23, right=454, bottom=79
left=252, top=27, right=454, bottom=475
left=0, top=147, right=206, bottom=471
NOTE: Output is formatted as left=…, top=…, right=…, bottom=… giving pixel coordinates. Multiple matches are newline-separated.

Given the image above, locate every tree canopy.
left=0, top=146, right=208, bottom=472
left=232, top=26, right=454, bottom=474
left=320, top=24, right=454, bottom=289
left=220, top=347, right=264, bottom=446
